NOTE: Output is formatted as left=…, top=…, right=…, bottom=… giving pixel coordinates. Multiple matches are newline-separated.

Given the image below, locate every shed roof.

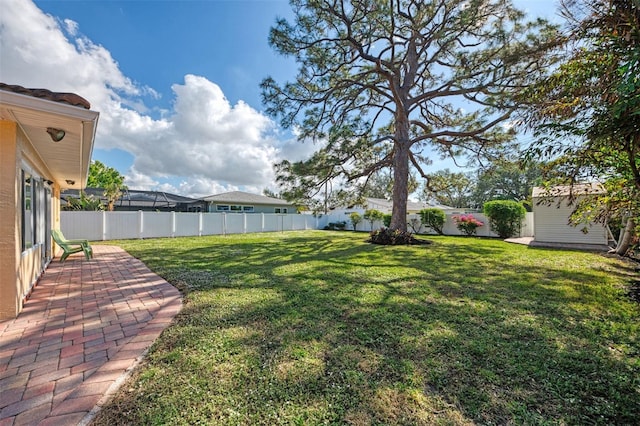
left=532, top=183, right=606, bottom=198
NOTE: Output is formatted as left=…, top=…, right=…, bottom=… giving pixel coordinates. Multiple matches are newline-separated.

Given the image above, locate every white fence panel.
left=292, top=215, right=316, bottom=230
left=245, top=214, right=263, bottom=233
left=106, top=212, right=140, bottom=240
left=60, top=210, right=534, bottom=241
left=316, top=215, right=330, bottom=230
left=263, top=214, right=279, bottom=232
left=202, top=213, right=224, bottom=235
left=469, top=213, right=496, bottom=237
left=60, top=211, right=103, bottom=241
left=521, top=212, right=535, bottom=238
left=174, top=213, right=200, bottom=237
left=321, top=214, right=382, bottom=232
left=282, top=214, right=294, bottom=231
left=317, top=211, right=534, bottom=237
left=141, top=212, right=173, bottom=239
left=224, top=214, right=244, bottom=234
left=439, top=213, right=498, bottom=237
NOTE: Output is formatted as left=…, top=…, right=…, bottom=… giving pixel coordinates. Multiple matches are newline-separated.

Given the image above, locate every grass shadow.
left=94, top=231, right=640, bottom=425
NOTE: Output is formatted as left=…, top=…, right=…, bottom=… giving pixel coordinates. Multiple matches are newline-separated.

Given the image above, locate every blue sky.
left=1, top=0, right=561, bottom=198
left=33, top=0, right=297, bottom=111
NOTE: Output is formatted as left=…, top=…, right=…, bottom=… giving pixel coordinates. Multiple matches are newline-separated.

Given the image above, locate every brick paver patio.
left=0, top=245, right=182, bottom=425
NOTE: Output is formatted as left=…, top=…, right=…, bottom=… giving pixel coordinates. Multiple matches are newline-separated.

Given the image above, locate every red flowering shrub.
left=452, top=214, right=483, bottom=236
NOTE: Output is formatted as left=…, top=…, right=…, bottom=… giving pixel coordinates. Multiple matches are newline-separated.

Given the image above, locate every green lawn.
left=93, top=231, right=639, bottom=425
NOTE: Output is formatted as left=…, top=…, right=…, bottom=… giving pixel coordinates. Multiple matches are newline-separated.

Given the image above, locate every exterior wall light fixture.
left=46, top=127, right=66, bottom=142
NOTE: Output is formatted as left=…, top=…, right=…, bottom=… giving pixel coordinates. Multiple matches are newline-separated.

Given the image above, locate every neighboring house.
left=202, top=191, right=297, bottom=214
left=61, top=188, right=208, bottom=212
left=0, top=83, right=99, bottom=320
left=532, top=183, right=610, bottom=248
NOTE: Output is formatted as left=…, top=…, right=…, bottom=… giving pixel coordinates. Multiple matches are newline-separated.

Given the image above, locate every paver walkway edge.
left=0, top=245, right=182, bottom=426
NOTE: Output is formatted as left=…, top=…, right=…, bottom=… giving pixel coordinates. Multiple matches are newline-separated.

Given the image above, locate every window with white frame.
left=217, top=205, right=230, bottom=211
left=275, top=207, right=288, bottom=213
left=21, top=170, right=47, bottom=253
left=243, top=206, right=254, bottom=212
left=22, top=170, right=34, bottom=251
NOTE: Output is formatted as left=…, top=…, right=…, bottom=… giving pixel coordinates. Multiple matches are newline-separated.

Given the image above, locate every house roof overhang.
left=0, top=88, right=99, bottom=190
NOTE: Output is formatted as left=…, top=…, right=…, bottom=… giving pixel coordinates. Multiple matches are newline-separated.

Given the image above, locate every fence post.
left=171, top=211, right=176, bottom=238
left=243, top=213, right=247, bottom=234
left=138, top=210, right=144, bottom=239
left=102, top=210, right=107, bottom=241
left=198, top=212, right=203, bottom=237
left=222, top=213, right=227, bottom=236
left=261, top=213, right=265, bottom=232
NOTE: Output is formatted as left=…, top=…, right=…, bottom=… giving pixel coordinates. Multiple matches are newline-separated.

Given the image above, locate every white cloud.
left=0, top=0, right=318, bottom=197
left=0, top=0, right=142, bottom=107
left=124, top=168, right=236, bottom=198
left=63, top=19, right=79, bottom=36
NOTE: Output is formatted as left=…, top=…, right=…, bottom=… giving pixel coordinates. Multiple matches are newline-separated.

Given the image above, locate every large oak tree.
left=262, top=0, right=560, bottom=231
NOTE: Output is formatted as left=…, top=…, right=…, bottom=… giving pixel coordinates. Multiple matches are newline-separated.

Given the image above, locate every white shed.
left=532, top=184, right=609, bottom=248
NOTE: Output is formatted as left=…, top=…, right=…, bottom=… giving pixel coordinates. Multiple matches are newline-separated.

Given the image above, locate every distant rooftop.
left=202, top=191, right=293, bottom=206
left=360, top=197, right=455, bottom=211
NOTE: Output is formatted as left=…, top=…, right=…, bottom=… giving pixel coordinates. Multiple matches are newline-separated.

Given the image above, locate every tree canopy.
left=523, top=0, right=640, bottom=255
left=262, top=0, right=560, bottom=231
left=420, top=169, right=473, bottom=208
left=470, top=158, right=543, bottom=209
left=87, top=160, right=127, bottom=211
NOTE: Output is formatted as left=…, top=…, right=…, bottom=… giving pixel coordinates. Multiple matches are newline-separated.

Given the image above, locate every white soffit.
left=0, top=90, right=99, bottom=189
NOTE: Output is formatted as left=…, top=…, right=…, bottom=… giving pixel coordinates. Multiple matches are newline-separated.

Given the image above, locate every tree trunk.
left=390, top=142, right=409, bottom=232
left=390, top=99, right=412, bottom=232
left=615, top=216, right=636, bottom=256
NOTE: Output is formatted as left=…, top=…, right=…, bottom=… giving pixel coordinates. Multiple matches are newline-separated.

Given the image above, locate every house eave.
left=0, top=90, right=99, bottom=189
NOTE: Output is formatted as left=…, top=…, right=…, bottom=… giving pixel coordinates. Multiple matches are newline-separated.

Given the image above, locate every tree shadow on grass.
left=97, top=232, right=639, bottom=425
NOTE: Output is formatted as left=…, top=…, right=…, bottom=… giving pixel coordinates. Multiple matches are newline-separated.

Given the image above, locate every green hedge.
left=483, top=200, right=526, bottom=238
left=419, top=208, right=446, bottom=235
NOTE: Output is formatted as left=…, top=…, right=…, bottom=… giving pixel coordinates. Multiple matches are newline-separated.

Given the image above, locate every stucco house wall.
left=203, top=191, right=296, bottom=214
left=0, top=84, right=98, bottom=320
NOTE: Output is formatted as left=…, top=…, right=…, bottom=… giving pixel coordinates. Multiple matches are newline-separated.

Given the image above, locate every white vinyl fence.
left=61, top=211, right=320, bottom=241
left=317, top=212, right=535, bottom=238
left=61, top=211, right=533, bottom=241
